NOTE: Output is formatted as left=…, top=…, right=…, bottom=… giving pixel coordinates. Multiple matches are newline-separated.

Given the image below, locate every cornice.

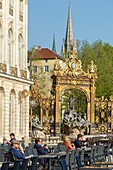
left=0, top=72, right=33, bottom=85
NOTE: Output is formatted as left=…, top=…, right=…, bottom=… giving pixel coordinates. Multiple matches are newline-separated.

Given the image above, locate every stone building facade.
left=0, top=0, right=32, bottom=140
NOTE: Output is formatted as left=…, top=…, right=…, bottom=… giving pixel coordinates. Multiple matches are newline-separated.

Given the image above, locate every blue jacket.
left=9, top=147, right=25, bottom=159
left=34, top=144, right=48, bottom=155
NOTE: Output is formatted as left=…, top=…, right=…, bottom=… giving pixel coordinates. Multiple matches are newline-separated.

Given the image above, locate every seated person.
left=74, top=134, right=83, bottom=148
left=34, top=138, right=48, bottom=155
left=21, top=137, right=26, bottom=151
left=9, top=140, right=25, bottom=159
left=63, top=136, right=75, bottom=150
left=9, top=133, right=16, bottom=143
left=34, top=138, right=48, bottom=167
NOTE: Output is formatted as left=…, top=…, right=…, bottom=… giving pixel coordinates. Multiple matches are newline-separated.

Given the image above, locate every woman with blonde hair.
left=63, top=136, right=75, bottom=150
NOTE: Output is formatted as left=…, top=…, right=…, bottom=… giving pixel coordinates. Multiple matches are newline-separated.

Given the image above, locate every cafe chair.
left=20, top=158, right=29, bottom=170
left=9, top=160, right=22, bottom=170
left=80, top=148, right=85, bottom=166
left=0, top=148, right=6, bottom=161
left=52, top=159, right=68, bottom=170
left=104, top=143, right=111, bottom=162
left=1, top=162, right=10, bottom=170
left=27, top=156, right=38, bottom=170
left=69, top=150, right=76, bottom=170
left=32, top=148, right=38, bottom=155
left=65, top=150, right=70, bottom=170
left=8, top=151, right=15, bottom=162
left=57, top=143, right=66, bottom=152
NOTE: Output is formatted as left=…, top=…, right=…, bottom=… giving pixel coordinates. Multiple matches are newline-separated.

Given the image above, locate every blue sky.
left=28, top=0, right=113, bottom=55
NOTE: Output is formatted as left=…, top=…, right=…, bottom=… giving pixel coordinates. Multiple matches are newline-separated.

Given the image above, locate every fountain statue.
left=69, top=96, right=75, bottom=110
left=62, top=97, right=91, bottom=135
left=32, top=115, right=45, bottom=138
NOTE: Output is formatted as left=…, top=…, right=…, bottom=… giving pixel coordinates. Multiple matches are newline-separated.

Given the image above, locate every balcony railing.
left=10, top=66, right=17, bottom=76
left=0, top=63, right=7, bottom=73
left=20, top=69, right=27, bottom=79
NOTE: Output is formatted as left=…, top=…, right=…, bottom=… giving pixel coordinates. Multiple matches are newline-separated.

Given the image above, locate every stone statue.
left=69, top=97, right=75, bottom=110
left=32, top=115, right=40, bottom=127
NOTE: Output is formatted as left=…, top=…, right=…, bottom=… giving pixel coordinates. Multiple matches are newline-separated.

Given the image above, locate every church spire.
left=61, top=1, right=76, bottom=58
left=52, top=34, right=56, bottom=53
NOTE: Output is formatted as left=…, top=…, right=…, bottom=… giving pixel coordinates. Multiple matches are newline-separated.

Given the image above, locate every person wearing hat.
left=9, top=140, right=25, bottom=159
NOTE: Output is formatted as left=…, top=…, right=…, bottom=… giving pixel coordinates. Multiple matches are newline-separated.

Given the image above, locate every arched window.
left=8, top=29, right=13, bottom=67
left=18, top=35, right=23, bottom=69
left=19, top=0, right=23, bottom=21
left=9, top=0, right=13, bottom=15
left=18, top=92, right=22, bottom=133
left=19, top=0, right=23, bottom=13
left=0, top=87, right=4, bottom=135
left=9, top=0, right=13, bottom=6
left=9, top=90, right=15, bottom=132
left=0, top=25, right=2, bottom=62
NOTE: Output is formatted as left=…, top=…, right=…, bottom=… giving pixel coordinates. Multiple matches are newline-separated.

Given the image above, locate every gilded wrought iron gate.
left=95, top=97, right=112, bottom=134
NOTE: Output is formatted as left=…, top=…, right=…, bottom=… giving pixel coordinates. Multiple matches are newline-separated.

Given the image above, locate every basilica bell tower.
left=61, top=2, right=76, bottom=58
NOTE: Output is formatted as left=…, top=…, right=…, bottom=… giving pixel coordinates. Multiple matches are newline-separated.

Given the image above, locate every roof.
left=29, top=48, right=62, bottom=60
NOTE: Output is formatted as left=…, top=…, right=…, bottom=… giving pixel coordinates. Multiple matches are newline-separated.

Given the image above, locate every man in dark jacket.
left=34, top=138, right=48, bottom=155
left=74, top=134, right=83, bottom=148
left=9, top=140, right=25, bottom=159
left=34, top=138, right=48, bottom=168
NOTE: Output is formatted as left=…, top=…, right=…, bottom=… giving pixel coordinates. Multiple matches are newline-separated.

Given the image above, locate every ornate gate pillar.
left=90, top=86, right=96, bottom=123
left=55, top=85, right=61, bottom=135
left=87, top=101, right=91, bottom=122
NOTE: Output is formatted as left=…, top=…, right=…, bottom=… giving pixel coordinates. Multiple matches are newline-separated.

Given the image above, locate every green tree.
left=77, top=40, right=113, bottom=98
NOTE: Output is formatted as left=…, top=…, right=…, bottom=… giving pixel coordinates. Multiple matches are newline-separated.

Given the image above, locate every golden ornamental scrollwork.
left=63, top=54, right=86, bottom=77
left=87, top=61, right=97, bottom=88
left=87, top=60, right=97, bottom=74
left=108, top=116, right=111, bottom=123
left=56, top=85, right=60, bottom=92
left=101, top=111, right=105, bottom=118
left=109, top=95, right=113, bottom=101
left=54, top=58, right=62, bottom=76
left=99, top=122, right=106, bottom=133
left=95, top=116, right=99, bottom=123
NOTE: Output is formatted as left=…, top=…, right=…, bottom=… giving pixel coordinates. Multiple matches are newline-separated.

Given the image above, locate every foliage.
left=61, top=88, right=87, bottom=115
left=31, top=66, right=53, bottom=99
left=77, top=40, right=113, bottom=98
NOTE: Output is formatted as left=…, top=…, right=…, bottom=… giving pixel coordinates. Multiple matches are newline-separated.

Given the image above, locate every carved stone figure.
left=69, top=97, right=75, bottom=110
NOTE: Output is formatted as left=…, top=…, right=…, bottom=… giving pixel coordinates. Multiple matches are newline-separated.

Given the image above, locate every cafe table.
left=38, top=154, right=58, bottom=170
left=38, top=152, right=66, bottom=170
left=80, top=166, right=113, bottom=170
left=92, top=162, right=113, bottom=167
